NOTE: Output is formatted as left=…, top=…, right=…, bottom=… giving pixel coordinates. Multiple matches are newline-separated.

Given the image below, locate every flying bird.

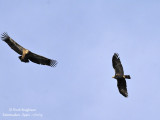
left=1, top=32, right=57, bottom=67
left=112, top=53, right=131, bottom=97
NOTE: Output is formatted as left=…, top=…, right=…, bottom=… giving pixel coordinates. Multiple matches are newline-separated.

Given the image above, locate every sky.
left=0, top=0, right=160, bottom=120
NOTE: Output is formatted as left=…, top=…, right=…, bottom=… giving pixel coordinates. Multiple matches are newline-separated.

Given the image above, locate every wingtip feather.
left=123, top=93, right=128, bottom=97
left=1, top=32, right=9, bottom=41
left=50, top=60, right=57, bottom=67
left=114, top=53, right=119, bottom=58
left=120, top=89, right=128, bottom=97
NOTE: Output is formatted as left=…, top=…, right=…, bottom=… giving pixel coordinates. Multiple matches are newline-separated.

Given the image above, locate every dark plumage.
left=112, top=53, right=131, bottom=97
left=1, top=32, right=57, bottom=67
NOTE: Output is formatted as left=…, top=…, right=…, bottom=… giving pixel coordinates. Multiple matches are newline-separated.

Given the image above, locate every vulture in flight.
left=1, top=32, right=57, bottom=67
left=112, top=53, right=131, bottom=97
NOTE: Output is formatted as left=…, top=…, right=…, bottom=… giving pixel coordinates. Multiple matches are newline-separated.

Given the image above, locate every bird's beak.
left=112, top=76, right=115, bottom=78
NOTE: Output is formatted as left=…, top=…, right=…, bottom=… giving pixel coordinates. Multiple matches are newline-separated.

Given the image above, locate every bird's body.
left=19, top=48, right=30, bottom=62
left=1, top=32, right=57, bottom=67
left=112, top=53, right=131, bottom=97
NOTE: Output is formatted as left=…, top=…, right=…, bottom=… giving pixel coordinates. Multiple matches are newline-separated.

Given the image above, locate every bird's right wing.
left=1, top=32, right=24, bottom=55
left=117, top=78, right=128, bottom=97
left=112, top=53, right=124, bottom=76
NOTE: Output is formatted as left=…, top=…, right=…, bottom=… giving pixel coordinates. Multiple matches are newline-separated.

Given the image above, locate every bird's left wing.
left=117, top=78, right=128, bottom=97
left=28, top=51, right=57, bottom=67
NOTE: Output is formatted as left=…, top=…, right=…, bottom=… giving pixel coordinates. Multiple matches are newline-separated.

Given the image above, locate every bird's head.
left=112, top=75, right=116, bottom=79
left=112, top=74, right=120, bottom=79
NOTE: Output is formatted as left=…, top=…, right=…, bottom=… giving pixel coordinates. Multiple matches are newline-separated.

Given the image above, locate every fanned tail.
left=124, top=75, right=131, bottom=79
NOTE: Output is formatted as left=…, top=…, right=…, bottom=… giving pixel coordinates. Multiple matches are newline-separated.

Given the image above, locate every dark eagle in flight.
left=112, top=53, right=131, bottom=97
left=1, top=32, right=57, bottom=67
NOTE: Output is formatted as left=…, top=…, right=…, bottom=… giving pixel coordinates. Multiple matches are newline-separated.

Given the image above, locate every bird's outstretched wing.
left=1, top=32, right=24, bottom=55
left=112, top=53, right=124, bottom=76
left=28, top=52, right=57, bottom=67
left=117, top=78, right=128, bottom=97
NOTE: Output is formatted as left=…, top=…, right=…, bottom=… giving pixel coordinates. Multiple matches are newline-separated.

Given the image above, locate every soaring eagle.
left=112, top=53, right=131, bottom=97
left=1, top=32, right=57, bottom=67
